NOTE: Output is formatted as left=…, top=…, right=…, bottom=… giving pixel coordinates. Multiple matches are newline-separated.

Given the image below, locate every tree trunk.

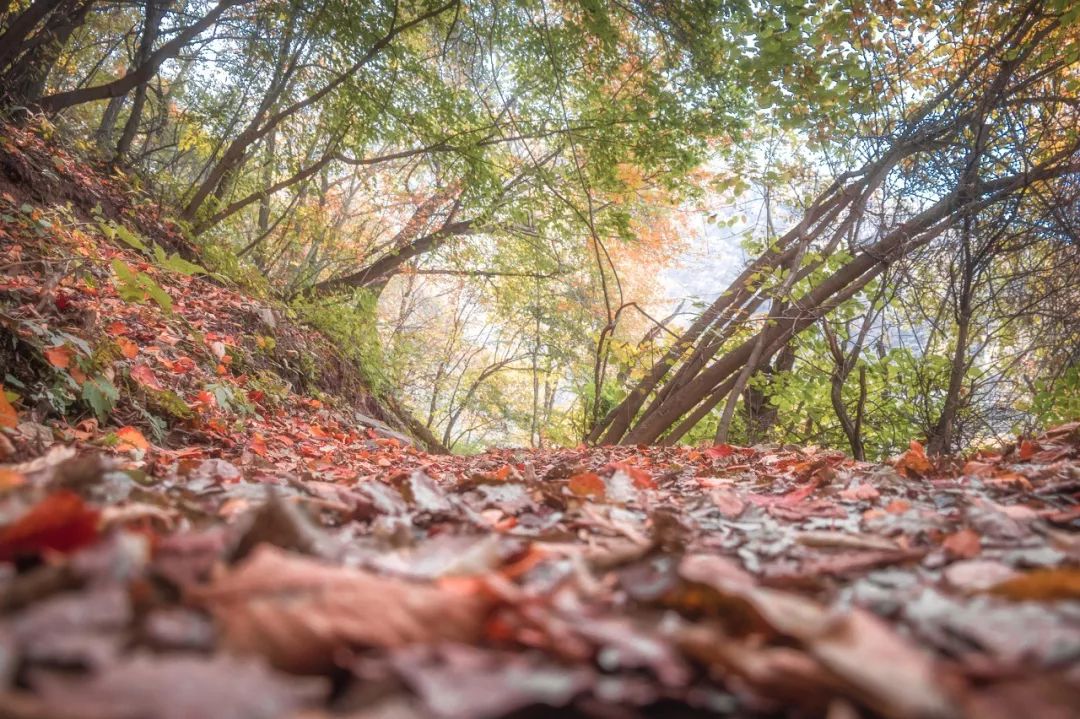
left=927, top=221, right=975, bottom=455
left=0, top=0, right=68, bottom=73
left=308, top=219, right=477, bottom=297
left=1, top=0, right=92, bottom=104
left=35, top=0, right=248, bottom=114
left=113, top=0, right=165, bottom=162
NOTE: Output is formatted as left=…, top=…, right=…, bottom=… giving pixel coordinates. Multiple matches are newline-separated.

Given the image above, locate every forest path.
left=0, top=422, right=1077, bottom=718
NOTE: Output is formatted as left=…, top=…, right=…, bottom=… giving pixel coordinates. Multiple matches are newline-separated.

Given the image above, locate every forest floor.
left=1, top=123, right=1079, bottom=719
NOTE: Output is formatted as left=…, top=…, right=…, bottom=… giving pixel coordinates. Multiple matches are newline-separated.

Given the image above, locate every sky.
left=656, top=195, right=765, bottom=322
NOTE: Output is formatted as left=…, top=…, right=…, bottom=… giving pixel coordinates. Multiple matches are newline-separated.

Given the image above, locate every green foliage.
left=1025, top=366, right=1080, bottom=427
left=293, top=290, right=391, bottom=393
left=81, top=376, right=119, bottom=421
left=204, top=382, right=254, bottom=416
left=143, top=387, right=194, bottom=422
left=111, top=259, right=173, bottom=314
left=153, top=244, right=206, bottom=277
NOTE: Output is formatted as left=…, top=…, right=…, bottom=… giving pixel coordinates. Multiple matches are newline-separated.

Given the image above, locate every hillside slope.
left=0, top=122, right=1078, bottom=719
left=0, top=120, right=444, bottom=463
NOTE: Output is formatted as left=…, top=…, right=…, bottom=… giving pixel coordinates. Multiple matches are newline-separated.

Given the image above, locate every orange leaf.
left=0, top=469, right=25, bottom=489
left=249, top=434, right=268, bottom=457
left=610, top=462, right=655, bottom=489
left=988, top=568, right=1080, bottom=602
left=885, top=499, right=911, bottom=514
left=568, top=472, right=605, bottom=499
left=895, top=439, right=932, bottom=476
left=44, top=344, right=74, bottom=369
left=1018, top=439, right=1037, bottom=460
left=117, top=337, right=139, bottom=359
left=0, top=387, right=17, bottom=429
left=116, top=426, right=150, bottom=452
left=942, top=528, right=981, bottom=559
left=130, top=363, right=164, bottom=390
left=0, top=491, right=100, bottom=561
left=961, top=460, right=994, bottom=477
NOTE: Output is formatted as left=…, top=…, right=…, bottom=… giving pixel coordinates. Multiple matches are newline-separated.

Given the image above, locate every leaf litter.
left=0, top=421, right=1077, bottom=718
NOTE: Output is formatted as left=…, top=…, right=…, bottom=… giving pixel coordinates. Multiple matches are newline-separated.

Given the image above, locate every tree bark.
left=308, top=219, right=477, bottom=297
left=0, top=0, right=68, bottom=73
left=1, top=0, right=93, bottom=104
left=113, top=0, right=165, bottom=161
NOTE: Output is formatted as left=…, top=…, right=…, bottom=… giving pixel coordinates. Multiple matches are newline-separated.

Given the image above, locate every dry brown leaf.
left=807, top=607, right=959, bottom=719
left=190, top=545, right=491, bottom=673
left=942, top=529, right=981, bottom=559
left=679, top=554, right=959, bottom=719
left=678, top=623, right=843, bottom=712
left=987, top=567, right=1080, bottom=602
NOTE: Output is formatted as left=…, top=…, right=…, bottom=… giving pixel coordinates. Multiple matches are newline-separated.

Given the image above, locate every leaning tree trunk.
left=1, top=0, right=93, bottom=105
left=598, top=10, right=1073, bottom=447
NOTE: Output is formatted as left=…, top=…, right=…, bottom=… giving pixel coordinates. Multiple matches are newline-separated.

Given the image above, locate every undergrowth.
left=290, top=289, right=392, bottom=395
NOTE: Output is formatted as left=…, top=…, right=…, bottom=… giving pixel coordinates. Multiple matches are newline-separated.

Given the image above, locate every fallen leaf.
left=987, top=568, right=1080, bottom=602
left=0, top=491, right=100, bottom=561
left=0, top=468, right=25, bottom=489
left=190, top=545, right=491, bottom=673
left=568, top=472, right=605, bottom=499
left=710, top=488, right=746, bottom=517
left=115, top=426, right=149, bottom=452
left=706, top=444, right=735, bottom=459
left=33, top=653, right=325, bottom=719
left=885, top=499, right=911, bottom=514
left=391, top=645, right=593, bottom=719
left=130, top=363, right=164, bottom=390
left=839, top=482, right=880, bottom=502
left=943, top=560, right=1019, bottom=592
left=393, top=470, right=453, bottom=514
left=1018, top=439, right=1037, bottom=460
left=44, top=344, right=74, bottom=369
left=608, top=462, right=656, bottom=489
left=679, top=554, right=958, bottom=719
left=808, top=607, right=959, bottom=719
left=895, top=440, right=932, bottom=476
left=942, top=528, right=981, bottom=559
left=116, top=337, right=139, bottom=359
left=0, top=387, right=17, bottom=429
